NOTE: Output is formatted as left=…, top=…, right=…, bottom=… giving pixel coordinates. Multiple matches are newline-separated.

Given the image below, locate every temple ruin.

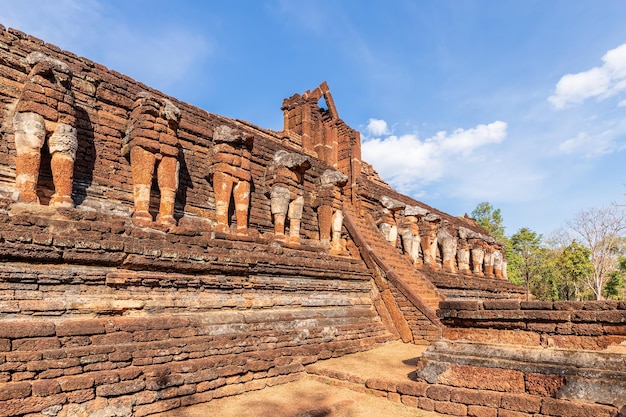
left=0, top=26, right=624, bottom=417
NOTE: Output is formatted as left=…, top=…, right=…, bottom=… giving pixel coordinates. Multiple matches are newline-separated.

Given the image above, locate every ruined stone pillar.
left=419, top=214, right=441, bottom=268
left=317, top=169, right=347, bottom=250
left=318, top=204, right=333, bottom=244
left=265, top=150, right=311, bottom=243
left=456, top=240, right=471, bottom=274
left=470, top=239, right=485, bottom=276
left=129, top=146, right=157, bottom=223
left=12, top=52, right=77, bottom=207
left=438, top=226, right=458, bottom=273
left=208, top=125, right=253, bottom=235
left=378, top=208, right=398, bottom=245
left=493, top=249, right=504, bottom=279
left=483, top=248, right=495, bottom=278
left=156, top=155, right=179, bottom=226
left=330, top=209, right=344, bottom=254
left=122, top=92, right=181, bottom=227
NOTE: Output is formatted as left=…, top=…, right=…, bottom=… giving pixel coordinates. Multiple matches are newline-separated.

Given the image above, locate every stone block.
left=365, top=378, right=397, bottom=392
left=525, top=373, right=565, bottom=397
left=604, top=325, right=626, bottom=336
left=572, top=311, right=597, bottom=322
left=498, top=410, right=532, bottom=417
left=58, top=375, right=95, bottom=392
left=498, top=330, right=541, bottom=346
left=12, top=336, right=61, bottom=351
left=439, top=365, right=525, bottom=393
left=501, top=393, right=542, bottom=413
left=145, top=374, right=184, bottom=390
left=482, top=300, right=520, bottom=310
left=597, top=310, right=626, bottom=324
left=527, top=322, right=557, bottom=333
left=396, top=381, right=429, bottom=397
left=96, top=379, right=145, bottom=397
left=541, top=398, right=617, bottom=417
left=0, top=393, right=67, bottom=417
left=449, top=387, right=501, bottom=407
left=435, top=400, right=467, bottom=416
left=32, top=379, right=61, bottom=396
left=0, top=321, right=55, bottom=339
left=418, top=397, right=435, bottom=411
left=0, top=381, right=32, bottom=400
left=572, top=323, right=604, bottom=336
left=56, top=319, right=105, bottom=337
left=467, top=405, right=497, bottom=417
left=439, top=300, right=481, bottom=311
left=401, top=395, right=418, bottom=407
left=426, top=385, right=451, bottom=401
left=134, top=398, right=181, bottom=417
left=66, top=388, right=96, bottom=404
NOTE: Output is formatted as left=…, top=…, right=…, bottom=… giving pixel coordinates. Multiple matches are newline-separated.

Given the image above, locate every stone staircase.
left=343, top=204, right=444, bottom=318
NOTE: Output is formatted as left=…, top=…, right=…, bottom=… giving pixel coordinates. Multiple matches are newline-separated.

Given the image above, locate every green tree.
left=471, top=202, right=505, bottom=240
left=552, top=240, right=594, bottom=301
left=566, top=205, right=626, bottom=299
left=510, top=228, right=543, bottom=300
left=603, top=256, right=626, bottom=299
left=470, top=202, right=521, bottom=284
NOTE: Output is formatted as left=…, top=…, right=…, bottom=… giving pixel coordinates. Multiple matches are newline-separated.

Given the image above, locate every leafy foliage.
left=471, top=202, right=505, bottom=240
left=469, top=202, right=626, bottom=300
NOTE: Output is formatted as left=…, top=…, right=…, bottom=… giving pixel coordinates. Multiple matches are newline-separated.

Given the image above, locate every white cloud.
left=549, top=42, right=626, bottom=109
left=361, top=120, right=507, bottom=194
left=366, top=118, right=390, bottom=136
left=558, top=132, right=612, bottom=156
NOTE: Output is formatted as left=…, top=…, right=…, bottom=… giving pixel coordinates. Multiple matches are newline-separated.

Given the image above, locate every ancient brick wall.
left=399, top=299, right=626, bottom=417
left=0, top=26, right=394, bottom=416
left=0, top=26, right=340, bottom=239
left=438, top=299, right=626, bottom=350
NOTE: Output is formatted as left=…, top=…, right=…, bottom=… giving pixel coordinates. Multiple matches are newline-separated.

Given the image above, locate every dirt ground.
left=168, top=377, right=443, bottom=417
left=154, top=341, right=445, bottom=417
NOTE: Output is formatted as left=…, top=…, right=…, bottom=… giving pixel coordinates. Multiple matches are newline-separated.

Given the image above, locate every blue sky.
left=2, top=0, right=626, bottom=237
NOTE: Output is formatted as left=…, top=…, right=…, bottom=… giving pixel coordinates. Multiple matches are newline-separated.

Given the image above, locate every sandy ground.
left=153, top=341, right=444, bottom=417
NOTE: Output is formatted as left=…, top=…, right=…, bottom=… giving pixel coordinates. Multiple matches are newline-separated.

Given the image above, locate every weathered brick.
left=435, top=400, right=467, bottom=416
left=56, top=319, right=105, bottom=337
left=467, top=405, right=497, bottom=417
left=541, top=398, right=618, bottom=417
left=439, top=365, right=525, bottom=393
left=525, top=373, right=565, bottom=397
left=0, top=393, right=67, bottom=417
left=145, top=374, right=184, bottom=390
left=401, top=395, right=418, bottom=407
left=396, top=380, right=428, bottom=397
left=482, top=300, right=520, bottom=310
left=26, top=358, right=81, bottom=372
left=0, top=321, right=55, bottom=339
left=134, top=398, right=181, bottom=417
left=59, top=374, right=95, bottom=391
left=419, top=396, right=435, bottom=411
left=96, top=379, right=145, bottom=397
left=449, top=387, right=500, bottom=407
left=32, top=379, right=61, bottom=396
left=365, top=377, right=397, bottom=392
left=0, top=381, right=31, bottom=400
left=11, top=336, right=60, bottom=351
left=426, top=385, right=451, bottom=401
left=498, top=410, right=532, bottom=417
left=66, top=388, right=95, bottom=403
left=501, top=393, right=541, bottom=413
